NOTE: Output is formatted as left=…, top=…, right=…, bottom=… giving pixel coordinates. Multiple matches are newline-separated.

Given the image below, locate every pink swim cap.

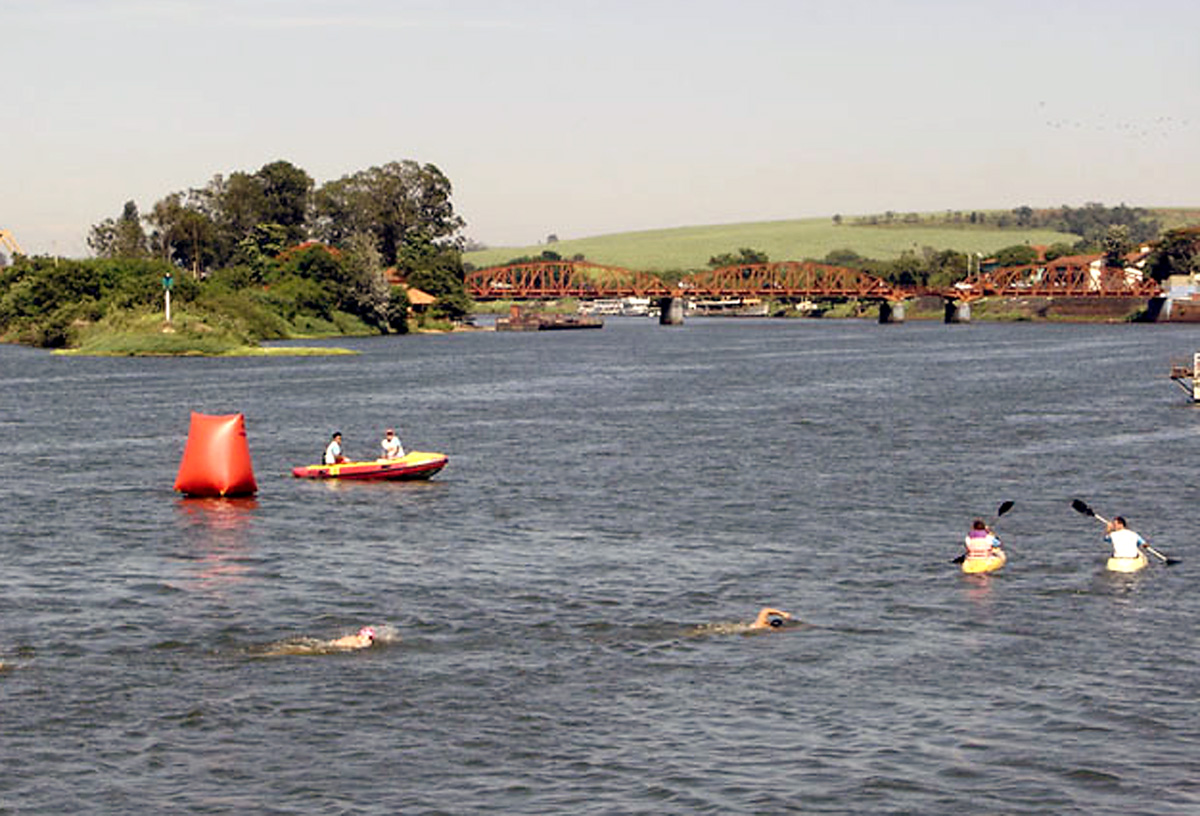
left=359, top=626, right=376, bottom=641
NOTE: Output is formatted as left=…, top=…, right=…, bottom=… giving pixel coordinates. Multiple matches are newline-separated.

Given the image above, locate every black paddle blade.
left=1166, top=558, right=1181, bottom=566
left=997, top=500, right=1015, bottom=517
left=951, top=553, right=966, bottom=564
left=1071, top=499, right=1094, bottom=517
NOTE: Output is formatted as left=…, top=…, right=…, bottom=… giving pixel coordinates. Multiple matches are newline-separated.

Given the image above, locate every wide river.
left=1, top=317, right=1198, bottom=814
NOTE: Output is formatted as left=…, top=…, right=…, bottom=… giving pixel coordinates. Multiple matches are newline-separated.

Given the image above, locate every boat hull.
left=962, top=549, right=1007, bottom=574
left=292, top=451, right=448, bottom=481
left=1106, top=551, right=1148, bottom=573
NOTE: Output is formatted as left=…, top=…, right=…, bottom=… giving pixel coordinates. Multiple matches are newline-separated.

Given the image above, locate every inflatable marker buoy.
left=174, top=412, right=258, bottom=497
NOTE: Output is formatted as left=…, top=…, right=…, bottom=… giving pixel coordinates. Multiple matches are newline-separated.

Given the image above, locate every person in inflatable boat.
left=380, top=428, right=404, bottom=460
left=324, top=431, right=347, bottom=465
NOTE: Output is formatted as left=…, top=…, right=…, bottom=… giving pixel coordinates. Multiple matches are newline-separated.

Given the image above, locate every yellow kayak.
left=1106, top=551, right=1148, bottom=573
left=962, top=549, right=1007, bottom=574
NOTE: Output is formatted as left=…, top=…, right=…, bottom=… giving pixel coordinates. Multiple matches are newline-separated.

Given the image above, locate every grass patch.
left=59, top=308, right=360, bottom=356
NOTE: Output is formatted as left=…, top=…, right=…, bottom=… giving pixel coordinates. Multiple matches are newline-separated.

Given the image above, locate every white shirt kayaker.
left=1104, top=517, right=1146, bottom=559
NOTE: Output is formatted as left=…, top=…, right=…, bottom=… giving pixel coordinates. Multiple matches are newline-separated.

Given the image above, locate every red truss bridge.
left=950, top=255, right=1161, bottom=301
left=466, top=255, right=1161, bottom=303
left=465, top=260, right=904, bottom=301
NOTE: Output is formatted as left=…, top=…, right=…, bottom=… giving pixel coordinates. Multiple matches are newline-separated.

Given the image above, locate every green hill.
left=464, top=217, right=1076, bottom=273
left=464, top=208, right=1200, bottom=273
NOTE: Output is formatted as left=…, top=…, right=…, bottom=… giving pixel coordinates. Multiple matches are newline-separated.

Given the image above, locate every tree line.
left=837, top=202, right=1163, bottom=246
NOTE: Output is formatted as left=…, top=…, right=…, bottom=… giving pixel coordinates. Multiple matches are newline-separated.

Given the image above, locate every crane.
left=0, top=228, right=23, bottom=258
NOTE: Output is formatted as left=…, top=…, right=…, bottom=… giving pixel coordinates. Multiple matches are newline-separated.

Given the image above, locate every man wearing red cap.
left=380, top=427, right=404, bottom=460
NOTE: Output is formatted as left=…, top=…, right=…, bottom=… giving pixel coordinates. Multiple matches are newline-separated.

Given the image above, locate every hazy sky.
left=5, top=0, right=1198, bottom=256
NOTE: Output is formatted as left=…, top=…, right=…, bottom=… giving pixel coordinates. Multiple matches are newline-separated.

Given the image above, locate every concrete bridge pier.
left=944, top=300, right=971, bottom=324
left=658, top=296, right=685, bottom=325
left=878, top=301, right=906, bottom=324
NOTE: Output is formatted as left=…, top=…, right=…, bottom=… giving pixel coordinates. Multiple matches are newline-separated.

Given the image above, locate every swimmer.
left=329, top=626, right=377, bottom=650
left=257, top=626, right=379, bottom=657
left=750, top=607, right=792, bottom=629
left=690, top=607, right=796, bottom=636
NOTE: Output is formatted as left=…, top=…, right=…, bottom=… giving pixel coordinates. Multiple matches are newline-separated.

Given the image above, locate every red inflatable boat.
left=292, top=451, right=448, bottom=481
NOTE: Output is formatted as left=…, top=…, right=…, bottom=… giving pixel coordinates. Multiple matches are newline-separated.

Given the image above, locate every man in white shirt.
left=380, top=428, right=404, bottom=459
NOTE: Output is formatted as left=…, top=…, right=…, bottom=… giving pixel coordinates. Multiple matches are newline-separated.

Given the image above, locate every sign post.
left=163, top=273, right=174, bottom=323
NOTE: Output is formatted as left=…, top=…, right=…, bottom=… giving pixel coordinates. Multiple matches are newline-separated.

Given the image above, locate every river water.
left=1, top=317, right=1197, bottom=814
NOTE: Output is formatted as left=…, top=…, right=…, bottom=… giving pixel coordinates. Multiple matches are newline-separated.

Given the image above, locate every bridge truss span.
left=952, top=257, right=1161, bottom=301
left=466, top=260, right=902, bottom=303
left=465, top=261, right=672, bottom=300
left=683, top=261, right=901, bottom=301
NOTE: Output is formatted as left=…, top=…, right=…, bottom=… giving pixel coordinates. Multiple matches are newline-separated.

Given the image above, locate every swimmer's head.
left=358, top=626, right=376, bottom=642
left=769, top=617, right=783, bottom=628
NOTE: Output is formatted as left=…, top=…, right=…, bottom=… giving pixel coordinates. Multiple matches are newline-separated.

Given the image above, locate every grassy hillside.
left=465, top=208, right=1200, bottom=273
left=464, top=218, right=1076, bottom=272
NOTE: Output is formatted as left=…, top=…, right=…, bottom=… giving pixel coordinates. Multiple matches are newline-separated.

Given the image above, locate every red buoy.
left=174, top=412, right=258, bottom=497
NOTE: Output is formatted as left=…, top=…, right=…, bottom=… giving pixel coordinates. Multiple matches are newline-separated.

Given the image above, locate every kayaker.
left=324, top=431, right=347, bottom=465
left=963, top=518, right=1002, bottom=560
left=380, top=428, right=404, bottom=460
left=1104, top=516, right=1147, bottom=561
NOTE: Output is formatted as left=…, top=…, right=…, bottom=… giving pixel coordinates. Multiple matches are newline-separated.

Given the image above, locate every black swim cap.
left=769, top=618, right=783, bottom=628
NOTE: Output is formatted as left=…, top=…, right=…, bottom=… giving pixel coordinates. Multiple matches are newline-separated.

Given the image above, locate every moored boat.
left=292, top=451, right=448, bottom=481
left=1106, top=551, right=1148, bottom=573
left=961, top=549, right=1007, bottom=574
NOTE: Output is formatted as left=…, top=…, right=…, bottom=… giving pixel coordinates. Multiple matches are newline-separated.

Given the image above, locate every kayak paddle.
left=952, top=500, right=1014, bottom=564
left=1070, top=498, right=1180, bottom=566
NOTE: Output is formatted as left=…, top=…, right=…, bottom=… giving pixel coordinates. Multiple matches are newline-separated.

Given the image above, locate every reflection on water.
left=174, top=496, right=259, bottom=592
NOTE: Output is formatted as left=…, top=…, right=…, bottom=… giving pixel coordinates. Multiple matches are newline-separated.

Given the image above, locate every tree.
left=708, top=247, right=769, bottom=268
left=1146, top=227, right=1200, bottom=281
left=993, top=244, right=1040, bottom=267
left=88, top=201, right=149, bottom=258
left=824, top=248, right=865, bottom=267
left=1102, top=225, right=1133, bottom=268
left=396, top=238, right=470, bottom=322
left=146, top=192, right=219, bottom=276
left=255, top=160, right=313, bottom=245
left=312, top=160, right=466, bottom=265
left=340, top=231, right=393, bottom=331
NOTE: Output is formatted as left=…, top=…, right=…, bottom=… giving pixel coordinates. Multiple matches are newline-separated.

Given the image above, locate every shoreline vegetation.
left=4, top=181, right=1198, bottom=356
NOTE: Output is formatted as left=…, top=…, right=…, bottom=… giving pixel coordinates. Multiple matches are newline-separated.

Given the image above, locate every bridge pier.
left=658, top=296, right=685, bottom=325
left=944, top=300, right=971, bottom=324
left=878, top=301, right=906, bottom=324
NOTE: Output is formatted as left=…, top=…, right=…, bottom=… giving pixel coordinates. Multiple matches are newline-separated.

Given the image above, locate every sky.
left=4, top=0, right=1199, bottom=257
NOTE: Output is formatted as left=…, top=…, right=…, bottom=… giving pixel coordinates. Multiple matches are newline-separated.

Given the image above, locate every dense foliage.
left=1146, top=227, right=1200, bottom=281
left=81, top=158, right=470, bottom=333
left=0, top=240, right=415, bottom=349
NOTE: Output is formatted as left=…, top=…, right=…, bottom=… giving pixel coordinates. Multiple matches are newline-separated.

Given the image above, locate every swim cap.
left=359, top=626, right=376, bottom=641
left=769, top=618, right=783, bottom=628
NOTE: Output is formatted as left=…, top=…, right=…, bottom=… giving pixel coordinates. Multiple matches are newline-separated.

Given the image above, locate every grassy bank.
left=57, top=309, right=361, bottom=356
